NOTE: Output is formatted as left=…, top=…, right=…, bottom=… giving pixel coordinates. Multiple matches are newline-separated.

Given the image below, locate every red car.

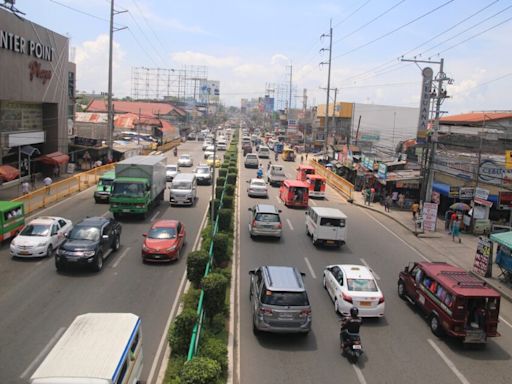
left=141, top=220, right=186, bottom=262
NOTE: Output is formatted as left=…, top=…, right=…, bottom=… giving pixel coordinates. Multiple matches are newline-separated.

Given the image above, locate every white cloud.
left=171, top=51, right=240, bottom=68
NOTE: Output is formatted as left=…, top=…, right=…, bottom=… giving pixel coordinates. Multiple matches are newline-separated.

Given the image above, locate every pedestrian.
left=452, top=218, right=461, bottom=243
left=43, top=176, right=52, bottom=194
left=364, top=187, right=371, bottom=206
left=370, top=188, right=375, bottom=204
left=391, top=190, right=399, bottom=206
left=21, top=181, right=30, bottom=195
left=300, top=155, right=304, bottom=164
left=449, top=211, right=458, bottom=234
left=384, top=195, right=392, bottom=212
left=411, top=201, right=420, bottom=220
left=305, top=153, right=309, bottom=161
left=398, top=193, right=405, bottom=209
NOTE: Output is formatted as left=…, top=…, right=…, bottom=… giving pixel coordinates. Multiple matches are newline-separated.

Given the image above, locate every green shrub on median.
left=187, top=251, right=209, bottom=289
left=224, top=184, right=234, bottom=196
left=213, top=232, right=230, bottom=267
left=218, top=168, right=228, bottom=178
left=222, top=196, right=233, bottom=209
left=180, top=356, right=221, bottom=384
left=198, top=337, right=228, bottom=375
left=201, top=272, right=228, bottom=321
left=226, top=173, right=237, bottom=184
left=215, top=186, right=223, bottom=199
left=169, top=308, right=198, bottom=356
left=216, top=176, right=226, bottom=187
left=218, top=208, right=232, bottom=232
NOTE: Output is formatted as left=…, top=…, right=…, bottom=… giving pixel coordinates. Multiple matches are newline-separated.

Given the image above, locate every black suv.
left=55, top=217, right=122, bottom=272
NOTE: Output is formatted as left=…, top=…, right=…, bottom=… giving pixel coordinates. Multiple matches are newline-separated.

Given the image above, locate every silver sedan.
left=178, top=154, right=193, bottom=167
left=247, top=178, right=268, bottom=198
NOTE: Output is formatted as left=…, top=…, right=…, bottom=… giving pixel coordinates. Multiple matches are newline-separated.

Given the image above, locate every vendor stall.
left=490, top=231, right=512, bottom=283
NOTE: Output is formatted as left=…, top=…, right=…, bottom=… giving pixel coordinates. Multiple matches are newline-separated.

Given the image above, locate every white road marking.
left=304, top=257, right=317, bottom=279
left=286, top=219, right=294, bottom=231
left=150, top=210, right=160, bottom=222
left=428, top=339, right=471, bottom=384
left=20, top=327, right=66, bottom=378
left=362, top=210, right=431, bottom=262
left=353, top=364, right=368, bottom=384
left=101, top=211, right=110, bottom=217
left=111, top=247, right=131, bottom=269
left=148, top=203, right=210, bottom=384
left=309, top=199, right=317, bottom=206
left=499, top=315, right=512, bottom=329
left=276, top=196, right=281, bottom=204
left=359, top=258, right=380, bottom=280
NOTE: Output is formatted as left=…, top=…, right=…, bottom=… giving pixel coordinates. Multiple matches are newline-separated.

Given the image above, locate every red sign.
left=499, top=191, right=512, bottom=210
left=474, top=197, right=493, bottom=207
left=28, top=60, right=52, bottom=84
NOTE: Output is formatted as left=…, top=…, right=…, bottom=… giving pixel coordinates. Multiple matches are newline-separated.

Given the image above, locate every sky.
left=14, top=0, right=512, bottom=114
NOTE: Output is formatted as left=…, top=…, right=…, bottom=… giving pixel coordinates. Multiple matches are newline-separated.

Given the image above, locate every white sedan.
left=204, top=145, right=215, bottom=159
left=178, top=154, right=193, bottom=167
left=247, top=178, right=268, bottom=198
left=10, top=216, right=73, bottom=258
left=323, top=264, right=385, bottom=318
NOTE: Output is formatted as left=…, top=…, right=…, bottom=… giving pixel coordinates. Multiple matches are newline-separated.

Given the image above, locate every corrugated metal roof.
left=440, top=112, right=512, bottom=124
left=86, top=99, right=186, bottom=118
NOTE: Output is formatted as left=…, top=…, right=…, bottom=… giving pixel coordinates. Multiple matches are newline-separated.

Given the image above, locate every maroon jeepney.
left=279, top=179, right=309, bottom=208
left=398, top=262, right=500, bottom=344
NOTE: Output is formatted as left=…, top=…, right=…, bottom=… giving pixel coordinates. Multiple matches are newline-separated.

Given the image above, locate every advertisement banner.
left=473, top=237, right=493, bottom=278
left=459, top=187, right=474, bottom=200
left=449, top=186, right=459, bottom=198
left=377, top=163, right=387, bottom=180
left=422, top=202, right=438, bottom=231
left=498, top=191, right=512, bottom=210
left=416, top=67, right=434, bottom=145
left=474, top=187, right=489, bottom=200
left=506, top=150, right=512, bottom=170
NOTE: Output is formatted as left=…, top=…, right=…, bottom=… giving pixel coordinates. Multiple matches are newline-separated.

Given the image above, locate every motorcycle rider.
left=274, top=152, right=278, bottom=161
left=257, top=164, right=263, bottom=179
left=340, top=307, right=362, bottom=349
left=173, top=147, right=178, bottom=157
left=267, top=160, right=272, bottom=171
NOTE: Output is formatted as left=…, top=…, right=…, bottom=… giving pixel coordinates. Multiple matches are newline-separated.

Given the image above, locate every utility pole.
left=402, top=57, right=452, bottom=204
left=107, top=0, right=127, bottom=161
left=320, top=20, right=333, bottom=160
left=288, top=64, right=293, bottom=117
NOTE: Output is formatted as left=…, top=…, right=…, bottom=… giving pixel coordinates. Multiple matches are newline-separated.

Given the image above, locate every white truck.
left=267, top=164, right=286, bottom=186
left=30, top=313, right=143, bottom=384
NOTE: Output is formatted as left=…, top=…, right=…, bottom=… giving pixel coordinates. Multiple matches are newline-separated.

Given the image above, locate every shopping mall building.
left=0, top=7, right=75, bottom=178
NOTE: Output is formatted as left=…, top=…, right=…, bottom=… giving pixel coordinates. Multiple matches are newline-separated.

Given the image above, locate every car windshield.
left=261, top=291, right=309, bottom=306
left=148, top=227, right=176, bottom=239
left=251, top=180, right=266, bottom=186
left=166, top=166, right=177, bottom=172
left=197, top=168, right=209, bottom=174
left=320, top=218, right=345, bottom=227
left=255, top=213, right=279, bottom=222
left=180, top=156, right=190, bottom=160
left=69, top=226, right=100, bottom=241
left=172, top=182, right=191, bottom=190
left=347, top=278, right=378, bottom=292
left=20, top=224, right=51, bottom=237
left=112, top=182, right=145, bottom=197
left=99, top=179, right=114, bottom=186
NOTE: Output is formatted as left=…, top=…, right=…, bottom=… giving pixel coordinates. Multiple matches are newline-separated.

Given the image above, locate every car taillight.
left=342, top=292, right=353, bottom=303
left=252, top=219, right=257, bottom=227
left=378, top=296, right=385, bottom=304
left=276, top=222, right=282, bottom=228
left=259, top=307, right=273, bottom=315
left=299, top=309, right=311, bottom=317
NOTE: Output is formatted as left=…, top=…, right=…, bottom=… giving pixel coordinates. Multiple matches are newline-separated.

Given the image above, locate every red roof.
left=86, top=99, right=186, bottom=118
left=0, top=164, right=20, bottom=182
left=420, top=262, right=500, bottom=297
left=283, top=179, right=309, bottom=188
left=37, top=152, right=70, bottom=165
left=160, top=120, right=175, bottom=132
left=440, top=112, right=512, bottom=124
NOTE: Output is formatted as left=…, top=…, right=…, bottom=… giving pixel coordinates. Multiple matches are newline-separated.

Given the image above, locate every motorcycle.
left=173, top=148, right=178, bottom=157
left=274, top=153, right=278, bottom=161
left=256, top=168, right=263, bottom=179
left=340, top=330, right=363, bottom=363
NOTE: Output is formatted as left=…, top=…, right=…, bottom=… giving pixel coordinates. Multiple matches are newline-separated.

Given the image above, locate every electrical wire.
left=333, top=0, right=373, bottom=29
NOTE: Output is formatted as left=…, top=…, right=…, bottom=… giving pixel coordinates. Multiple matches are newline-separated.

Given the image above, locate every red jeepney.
left=279, top=179, right=309, bottom=208
left=306, top=174, right=326, bottom=199
left=398, top=262, right=501, bottom=344
left=296, top=164, right=315, bottom=182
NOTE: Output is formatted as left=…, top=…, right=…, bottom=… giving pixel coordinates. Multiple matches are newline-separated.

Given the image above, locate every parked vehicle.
left=244, top=153, right=259, bottom=168
left=142, top=220, right=186, bottom=262
left=0, top=200, right=25, bottom=242
left=178, top=154, right=193, bottom=167
left=55, top=216, right=121, bottom=272
left=258, top=145, right=270, bottom=159
left=10, top=216, right=72, bottom=258
left=110, top=155, right=166, bottom=219
left=248, top=204, right=282, bottom=239
left=306, top=206, right=347, bottom=247
left=323, top=264, right=385, bottom=317
left=279, top=179, right=309, bottom=208
left=398, top=261, right=501, bottom=343
left=194, top=165, right=212, bottom=185
left=249, top=265, right=311, bottom=334
left=204, top=145, right=215, bottom=159
left=94, top=170, right=115, bottom=203
left=267, top=164, right=286, bottom=187
left=165, top=164, right=179, bottom=182
left=306, top=174, right=326, bottom=198
left=282, top=147, right=296, bottom=161
left=30, top=313, right=143, bottom=384
left=187, top=132, right=196, bottom=140
left=169, top=173, right=197, bottom=206
left=247, top=178, right=269, bottom=198
left=296, top=164, right=315, bottom=181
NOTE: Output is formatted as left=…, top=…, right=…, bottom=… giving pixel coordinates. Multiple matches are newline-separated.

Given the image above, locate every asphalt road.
left=0, top=141, right=215, bottom=384
left=237, top=153, right=512, bottom=384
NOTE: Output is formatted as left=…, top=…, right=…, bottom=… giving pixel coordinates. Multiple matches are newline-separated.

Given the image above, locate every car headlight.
left=83, top=250, right=96, bottom=257
left=142, top=244, right=151, bottom=252
left=167, top=245, right=177, bottom=252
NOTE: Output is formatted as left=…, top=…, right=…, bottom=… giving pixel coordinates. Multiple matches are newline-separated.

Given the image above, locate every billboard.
left=200, top=80, right=220, bottom=103
left=416, top=67, right=433, bottom=145
left=264, top=96, right=274, bottom=113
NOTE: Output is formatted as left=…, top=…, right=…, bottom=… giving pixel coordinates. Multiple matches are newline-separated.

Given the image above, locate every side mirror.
left=142, top=233, right=147, bottom=237
left=300, top=272, right=306, bottom=277
left=248, top=270, right=255, bottom=275
left=248, top=208, right=253, bottom=212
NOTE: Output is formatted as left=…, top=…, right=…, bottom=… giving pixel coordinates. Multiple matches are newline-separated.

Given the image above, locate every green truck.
left=94, top=170, right=116, bottom=203
left=109, top=155, right=167, bottom=219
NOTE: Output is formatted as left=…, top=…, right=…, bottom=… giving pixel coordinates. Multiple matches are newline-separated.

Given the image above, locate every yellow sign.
left=506, top=150, right=512, bottom=170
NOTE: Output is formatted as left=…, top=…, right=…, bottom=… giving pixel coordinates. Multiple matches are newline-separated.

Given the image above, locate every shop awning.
left=0, top=164, right=20, bottom=181
left=490, top=231, right=512, bottom=249
left=21, top=145, right=40, bottom=157
left=37, top=151, right=70, bottom=165
left=433, top=181, right=450, bottom=196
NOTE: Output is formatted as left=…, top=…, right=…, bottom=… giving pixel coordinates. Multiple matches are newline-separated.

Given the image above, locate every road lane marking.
left=310, top=199, right=317, bottom=206
left=499, top=315, right=512, bottom=329
left=353, top=365, right=368, bottom=384
left=359, top=258, right=380, bottom=280
left=286, top=219, right=294, bottom=231
left=276, top=196, right=281, bottom=204
left=362, top=209, right=431, bottom=262
left=304, top=257, right=317, bottom=279
left=428, top=339, right=470, bottom=384
left=112, top=247, right=131, bottom=269
left=150, top=210, right=160, bottom=222
left=148, top=202, right=210, bottom=384
left=20, top=327, right=66, bottom=379
left=101, top=211, right=110, bottom=217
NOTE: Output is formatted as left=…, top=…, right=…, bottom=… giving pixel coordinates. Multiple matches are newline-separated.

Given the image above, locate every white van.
left=170, top=173, right=197, bottom=206
left=267, top=164, right=286, bottom=186
left=30, top=313, right=143, bottom=384
left=258, top=145, right=270, bottom=159
left=305, top=206, right=347, bottom=247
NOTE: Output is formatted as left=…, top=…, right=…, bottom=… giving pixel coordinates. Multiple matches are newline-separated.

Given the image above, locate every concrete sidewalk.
left=348, top=189, right=512, bottom=303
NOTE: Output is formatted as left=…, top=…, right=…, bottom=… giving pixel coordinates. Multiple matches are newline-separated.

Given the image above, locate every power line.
left=48, top=0, right=125, bottom=27
left=333, top=0, right=373, bottom=29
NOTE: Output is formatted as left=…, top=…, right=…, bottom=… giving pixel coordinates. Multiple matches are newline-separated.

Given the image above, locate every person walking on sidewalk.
left=411, top=201, right=420, bottom=220
left=452, top=218, right=462, bottom=243
left=43, top=176, right=53, bottom=195
left=364, top=188, right=371, bottom=206
left=384, top=195, right=392, bottom=212
left=21, top=181, right=30, bottom=195
left=449, top=211, right=458, bottom=234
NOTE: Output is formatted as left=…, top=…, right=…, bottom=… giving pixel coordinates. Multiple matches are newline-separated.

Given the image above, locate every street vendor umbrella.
left=449, top=202, right=471, bottom=211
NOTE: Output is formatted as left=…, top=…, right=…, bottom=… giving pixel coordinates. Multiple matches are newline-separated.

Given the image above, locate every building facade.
left=0, top=8, right=75, bottom=172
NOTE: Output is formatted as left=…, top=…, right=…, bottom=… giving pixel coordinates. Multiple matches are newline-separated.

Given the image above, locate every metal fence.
left=310, top=159, right=354, bottom=200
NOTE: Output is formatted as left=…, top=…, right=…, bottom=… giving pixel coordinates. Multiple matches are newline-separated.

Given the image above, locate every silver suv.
left=249, top=265, right=312, bottom=334
left=248, top=204, right=282, bottom=239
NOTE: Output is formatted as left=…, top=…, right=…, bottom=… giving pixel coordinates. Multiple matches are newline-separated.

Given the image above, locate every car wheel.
left=323, top=275, right=327, bottom=289
left=306, top=226, right=310, bottom=236
left=46, top=245, right=54, bottom=258
left=252, top=315, right=260, bottom=335
left=430, top=315, right=443, bottom=337
left=94, top=198, right=101, bottom=204
left=112, top=235, right=120, bottom=252
left=93, top=252, right=103, bottom=272
left=397, top=280, right=406, bottom=300
left=55, top=258, right=64, bottom=272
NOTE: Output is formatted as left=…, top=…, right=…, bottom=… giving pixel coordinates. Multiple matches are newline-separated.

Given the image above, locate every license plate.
left=18, top=251, right=30, bottom=255
left=279, top=313, right=293, bottom=318
left=352, top=344, right=362, bottom=350
left=326, top=240, right=335, bottom=244
left=66, top=258, right=78, bottom=262
left=122, top=209, right=131, bottom=213
left=359, top=301, right=371, bottom=306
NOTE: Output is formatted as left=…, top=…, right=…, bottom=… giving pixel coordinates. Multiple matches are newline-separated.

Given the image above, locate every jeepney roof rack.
left=440, top=271, right=487, bottom=288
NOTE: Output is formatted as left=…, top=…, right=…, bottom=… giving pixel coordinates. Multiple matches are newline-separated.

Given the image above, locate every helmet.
left=350, top=307, right=359, bottom=318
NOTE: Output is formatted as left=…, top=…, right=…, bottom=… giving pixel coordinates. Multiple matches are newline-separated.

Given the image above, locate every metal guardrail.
left=310, top=159, right=354, bottom=200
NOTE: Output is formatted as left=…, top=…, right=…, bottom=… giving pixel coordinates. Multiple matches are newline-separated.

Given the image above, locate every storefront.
left=0, top=8, right=75, bottom=180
